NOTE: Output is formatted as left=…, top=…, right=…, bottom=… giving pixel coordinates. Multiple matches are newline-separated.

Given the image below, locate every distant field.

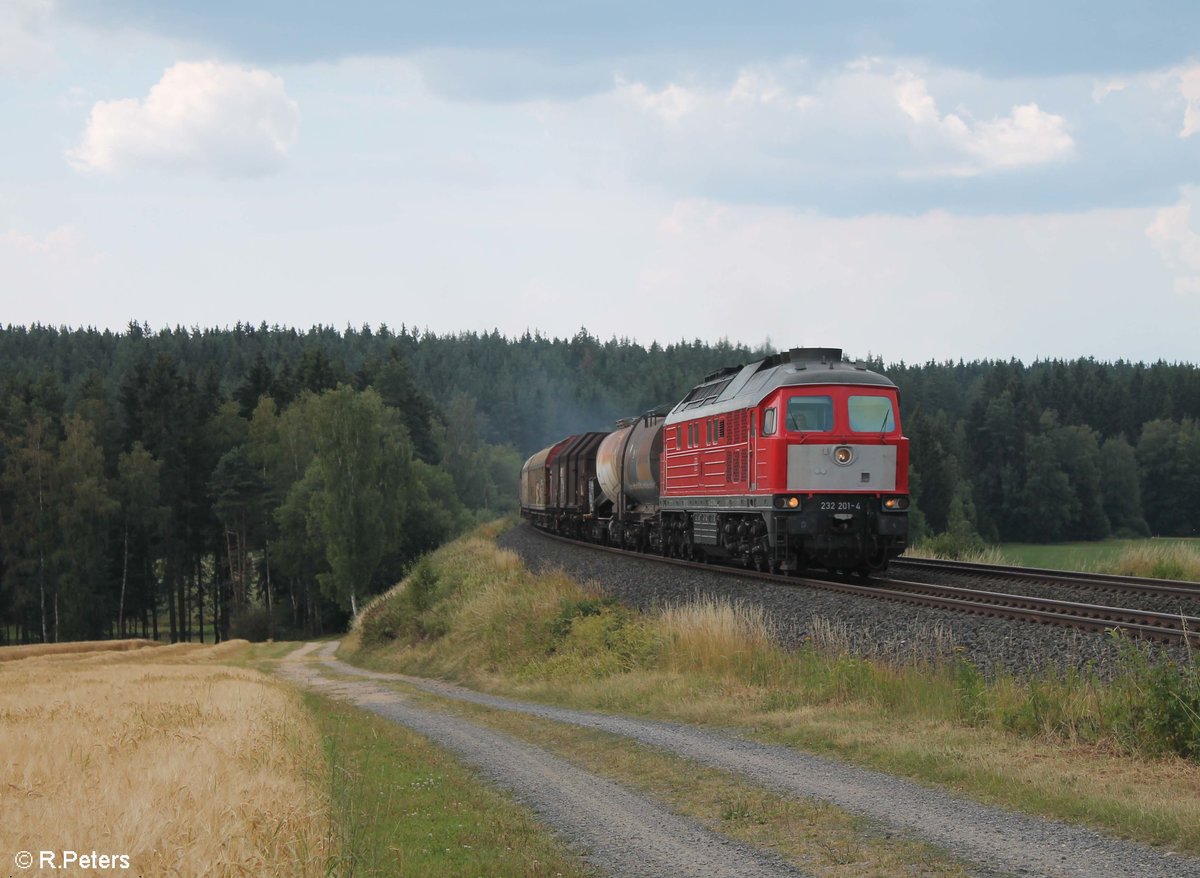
left=996, top=538, right=1200, bottom=573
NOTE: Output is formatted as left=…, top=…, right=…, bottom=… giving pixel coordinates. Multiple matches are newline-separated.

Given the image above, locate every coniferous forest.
left=2, top=322, right=1199, bottom=645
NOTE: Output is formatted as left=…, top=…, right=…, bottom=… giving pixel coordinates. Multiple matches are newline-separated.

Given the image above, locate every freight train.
left=519, top=347, right=909, bottom=574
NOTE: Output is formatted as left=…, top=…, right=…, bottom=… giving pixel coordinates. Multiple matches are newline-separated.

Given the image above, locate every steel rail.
left=891, top=557, right=1200, bottom=601
left=529, top=527, right=1200, bottom=647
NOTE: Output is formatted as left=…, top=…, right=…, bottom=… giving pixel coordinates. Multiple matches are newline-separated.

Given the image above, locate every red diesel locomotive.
left=519, top=347, right=909, bottom=574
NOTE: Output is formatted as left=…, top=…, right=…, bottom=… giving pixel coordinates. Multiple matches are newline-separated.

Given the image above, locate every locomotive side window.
left=762, top=407, right=776, bottom=436
left=849, top=395, right=895, bottom=432
left=786, top=395, right=833, bottom=432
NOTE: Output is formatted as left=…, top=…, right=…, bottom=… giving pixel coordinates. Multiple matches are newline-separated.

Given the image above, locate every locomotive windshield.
left=849, top=395, right=895, bottom=432
left=785, top=395, right=833, bottom=432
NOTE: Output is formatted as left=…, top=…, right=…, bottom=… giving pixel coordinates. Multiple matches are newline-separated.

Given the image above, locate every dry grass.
left=1103, top=541, right=1200, bottom=581
left=0, top=638, right=161, bottom=663
left=658, top=596, right=776, bottom=676
left=903, top=544, right=1013, bottom=565
left=0, top=644, right=329, bottom=877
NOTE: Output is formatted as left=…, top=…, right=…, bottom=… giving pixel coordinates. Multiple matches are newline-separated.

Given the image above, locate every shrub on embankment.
left=350, top=520, right=1200, bottom=762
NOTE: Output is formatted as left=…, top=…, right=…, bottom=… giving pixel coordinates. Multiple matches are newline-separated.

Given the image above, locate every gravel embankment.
left=499, top=524, right=1191, bottom=678
left=318, top=649, right=1200, bottom=878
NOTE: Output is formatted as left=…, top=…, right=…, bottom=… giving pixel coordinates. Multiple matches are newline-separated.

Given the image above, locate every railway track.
left=892, top=557, right=1200, bottom=602
left=533, top=529, right=1200, bottom=647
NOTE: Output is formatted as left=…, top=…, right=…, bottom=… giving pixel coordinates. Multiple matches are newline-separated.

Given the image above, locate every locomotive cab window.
left=786, top=395, right=833, bottom=432
left=849, top=395, right=895, bottom=432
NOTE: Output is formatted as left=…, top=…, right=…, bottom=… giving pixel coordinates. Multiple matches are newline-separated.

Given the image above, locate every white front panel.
left=787, top=445, right=896, bottom=491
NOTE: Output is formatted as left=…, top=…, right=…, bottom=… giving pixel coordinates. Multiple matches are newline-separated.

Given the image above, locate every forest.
left=2, top=322, right=1198, bottom=644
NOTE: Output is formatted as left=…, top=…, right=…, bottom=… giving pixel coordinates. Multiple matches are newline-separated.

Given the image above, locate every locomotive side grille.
left=726, top=450, right=733, bottom=483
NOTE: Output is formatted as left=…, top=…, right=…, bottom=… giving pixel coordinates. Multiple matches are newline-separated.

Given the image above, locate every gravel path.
left=499, top=524, right=1192, bottom=677
left=316, top=648, right=1200, bottom=878
left=279, top=642, right=808, bottom=878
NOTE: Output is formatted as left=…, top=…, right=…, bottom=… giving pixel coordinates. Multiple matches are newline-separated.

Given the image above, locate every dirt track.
left=281, top=643, right=1200, bottom=878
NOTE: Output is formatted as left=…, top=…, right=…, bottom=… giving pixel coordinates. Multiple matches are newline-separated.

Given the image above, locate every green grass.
left=304, top=690, right=593, bottom=878
left=997, top=537, right=1200, bottom=573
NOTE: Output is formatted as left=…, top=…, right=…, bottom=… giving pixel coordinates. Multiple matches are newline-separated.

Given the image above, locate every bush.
left=1109, top=635, right=1200, bottom=758
left=357, top=556, right=453, bottom=648
left=917, top=529, right=986, bottom=560
left=534, top=598, right=657, bottom=679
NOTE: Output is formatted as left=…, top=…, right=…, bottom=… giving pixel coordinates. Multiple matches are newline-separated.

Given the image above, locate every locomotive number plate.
left=819, top=500, right=863, bottom=512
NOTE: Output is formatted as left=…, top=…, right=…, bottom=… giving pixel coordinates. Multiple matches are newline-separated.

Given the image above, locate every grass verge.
left=345, top=520, right=1200, bottom=855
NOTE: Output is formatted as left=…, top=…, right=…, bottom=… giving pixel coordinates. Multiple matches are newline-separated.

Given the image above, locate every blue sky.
left=2, top=1, right=1199, bottom=363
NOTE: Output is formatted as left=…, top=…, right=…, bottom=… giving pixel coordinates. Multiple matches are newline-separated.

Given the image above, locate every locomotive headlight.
left=833, top=446, right=854, bottom=466
left=883, top=496, right=910, bottom=511
left=787, top=496, right=800, bottom=509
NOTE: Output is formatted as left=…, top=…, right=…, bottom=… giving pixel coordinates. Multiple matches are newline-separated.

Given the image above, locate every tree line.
left=2, top=323, right=1198, bottom=644
left=891, top=357, right=1200, bottom=544
left=0, top=330, right=520, bottom=645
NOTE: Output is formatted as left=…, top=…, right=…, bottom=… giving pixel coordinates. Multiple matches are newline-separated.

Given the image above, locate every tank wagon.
left=519, top=347, right=909, bottom=574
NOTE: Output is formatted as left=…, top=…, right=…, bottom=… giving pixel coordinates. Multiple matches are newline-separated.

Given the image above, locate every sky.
left=2, top=1, right=1200, bottom=364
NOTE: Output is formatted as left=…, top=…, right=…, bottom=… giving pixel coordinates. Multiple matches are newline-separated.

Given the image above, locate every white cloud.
left=1, top=224, right=107, bottom=317
left=616, top=65, right=813, bottom=125
left=1091, top=79, right=1127, bottom=103
left=619, top=79, right=701, bottom=124
left=68, top=61, right=300, bottom=177
left=0, top=0, right=56, bottom=75
left=1, top=224, right=78, bottom=254
left=1146, top=188, right=1200, bottom=296
left=894, top=71, right=1074, bottom=173
left=1180, top=66, right=1200, bottom=138
left=610, top=62, right=1073, bottom=190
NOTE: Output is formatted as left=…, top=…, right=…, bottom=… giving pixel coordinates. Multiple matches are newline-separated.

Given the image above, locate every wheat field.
left=0, top=642, right=330, bottom=877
